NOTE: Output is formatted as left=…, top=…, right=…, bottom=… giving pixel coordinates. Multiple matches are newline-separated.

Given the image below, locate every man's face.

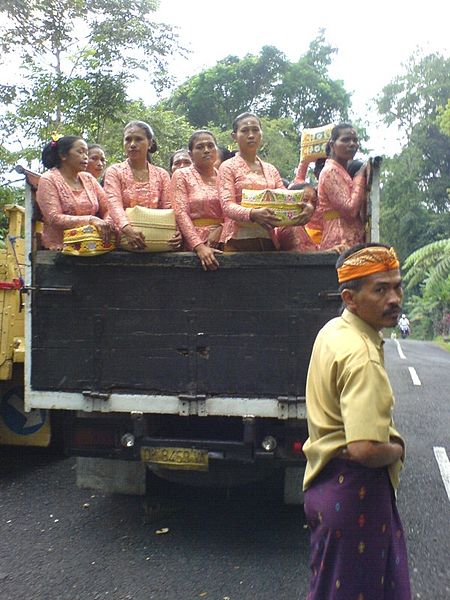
left=344, top=269, right=403, bottom=331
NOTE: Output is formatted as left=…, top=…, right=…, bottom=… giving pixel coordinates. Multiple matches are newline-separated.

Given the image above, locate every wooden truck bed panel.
left=31, top=251, right=339, bottom=397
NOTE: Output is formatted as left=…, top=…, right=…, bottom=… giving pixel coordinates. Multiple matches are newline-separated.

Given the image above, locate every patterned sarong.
left=304, top=458, right=411, bottom=600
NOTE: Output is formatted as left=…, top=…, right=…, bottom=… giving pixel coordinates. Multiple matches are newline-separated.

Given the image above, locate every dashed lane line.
left=395, top=339, right=406, bottom=359
left=433, top=447, right=450, bottom=503
left=408, top=366, right=421, bottom=386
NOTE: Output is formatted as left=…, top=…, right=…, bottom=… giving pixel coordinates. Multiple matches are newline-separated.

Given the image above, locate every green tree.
left=377, top=51, right=450, bottom=258
left=164, top=46, right=289, bottom=130
left=402, top=239, right=450, bottom=338
left=270, top=31, right=350, bottom=128
left=164, top=33, right=351, bottom=132
left=437, top=100, right=450, bottom=137
left=0, top=0, right=183, bottom=160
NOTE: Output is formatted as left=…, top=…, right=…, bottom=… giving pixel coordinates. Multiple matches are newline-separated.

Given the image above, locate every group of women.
left=35, top=114, right=369, bottom=270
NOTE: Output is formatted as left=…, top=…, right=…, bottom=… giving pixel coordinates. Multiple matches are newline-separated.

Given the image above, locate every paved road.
left=0, top=339, right=449, bottom=599
left=384, top=338, right=450, bottom=600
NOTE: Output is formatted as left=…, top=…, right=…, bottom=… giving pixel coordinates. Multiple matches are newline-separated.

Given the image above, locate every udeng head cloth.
left=337, top=246, right=400, bottom=284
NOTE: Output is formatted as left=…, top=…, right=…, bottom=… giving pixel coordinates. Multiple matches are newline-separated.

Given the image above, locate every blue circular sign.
left=0, top=386, right=47, bottom=435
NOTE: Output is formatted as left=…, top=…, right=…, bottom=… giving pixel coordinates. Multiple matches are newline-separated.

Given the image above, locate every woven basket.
left=62, top=224, right=116, bottom=256
left=241, top=188, right=306, bottom=227
left=300, top=124, right=334, bottom=163
left=120, top=206, right=176, bottom=252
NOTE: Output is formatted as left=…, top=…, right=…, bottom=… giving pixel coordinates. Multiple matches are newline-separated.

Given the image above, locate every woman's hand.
left=168, top=230, right=183, bottom=251
left=89, top=216, right=113, bottom=245
left=250, top=207, right=281, bottom=229
left=206, top=225, right=223, bottom=249
left=195, top=242, right=222, bottom=271
left=121, top=224, right=146, bottom=250
left=288, top=201, right=315, bottom=226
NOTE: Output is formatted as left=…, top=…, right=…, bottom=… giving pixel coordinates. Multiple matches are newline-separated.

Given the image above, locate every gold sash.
left=323, top=210, right=340, bottom=221
left=192, top=218, right=223, bottom=227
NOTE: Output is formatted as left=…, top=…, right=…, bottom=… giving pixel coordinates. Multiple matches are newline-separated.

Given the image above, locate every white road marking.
left=395, top=339, right=406, bottom=359
left=408, top=366, right=421, bottom=386
left=433, top=447, right=450, bottom=503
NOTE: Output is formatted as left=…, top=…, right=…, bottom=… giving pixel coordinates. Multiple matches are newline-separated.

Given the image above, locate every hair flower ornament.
left=50, top=132, right=62, bottom=147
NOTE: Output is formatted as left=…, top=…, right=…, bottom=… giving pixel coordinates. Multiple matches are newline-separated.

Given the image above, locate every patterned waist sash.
left=323, top=210, right=341, bottom=221
left=192, top=218, right=223, bottom=227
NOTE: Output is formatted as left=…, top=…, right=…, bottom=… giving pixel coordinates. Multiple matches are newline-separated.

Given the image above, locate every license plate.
left=140, top=446, right=209, bottom=471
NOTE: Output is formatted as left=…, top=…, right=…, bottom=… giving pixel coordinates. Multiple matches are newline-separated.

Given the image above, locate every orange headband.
left=337, top=246, right=400, bottom=284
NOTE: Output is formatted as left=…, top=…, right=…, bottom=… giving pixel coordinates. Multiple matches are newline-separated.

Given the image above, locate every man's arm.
left=344, top=440, right=404, bottom=468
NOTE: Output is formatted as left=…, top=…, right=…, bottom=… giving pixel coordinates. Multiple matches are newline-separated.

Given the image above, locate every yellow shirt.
left=303, top=308, right=404, bottom=491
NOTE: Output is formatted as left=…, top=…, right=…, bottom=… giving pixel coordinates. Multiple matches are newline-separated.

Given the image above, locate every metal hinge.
left=82, top=390, right=110, bottom=401
left=178, top=394, right=207, bottom=416
left=277, top=396, right=306, bottom=420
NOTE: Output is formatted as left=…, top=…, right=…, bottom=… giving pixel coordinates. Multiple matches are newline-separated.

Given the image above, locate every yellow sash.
left=192, top=218, right=223, bottom=227
left=323, top=210, right=340, bottom=221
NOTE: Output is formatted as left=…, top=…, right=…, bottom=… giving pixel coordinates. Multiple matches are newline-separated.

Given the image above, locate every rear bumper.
left=64, top=411, right=308, bottom=467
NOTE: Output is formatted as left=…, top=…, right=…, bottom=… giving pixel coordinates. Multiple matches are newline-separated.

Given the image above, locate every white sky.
left=150, top=0, right=449, bottom=156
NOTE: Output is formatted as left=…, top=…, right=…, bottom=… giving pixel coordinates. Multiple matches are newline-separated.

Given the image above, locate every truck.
left=0, top=201, right=51, bottom=447
left=11, top=159, right=380, bottom=504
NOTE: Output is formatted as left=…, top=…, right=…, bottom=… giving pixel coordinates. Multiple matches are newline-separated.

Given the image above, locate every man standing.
left=303, top=243, right=411, bottom=600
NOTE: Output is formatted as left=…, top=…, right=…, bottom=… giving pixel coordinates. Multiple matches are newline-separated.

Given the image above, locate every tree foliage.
left=377, top=51, right=450, bottom=259
left=402, top=239, right=450, bottom=338
left=437, top=100, right=450, bottom=137
left=0, top=0, right=183, bottom=156
left=164, top=32, right=351, bottom=132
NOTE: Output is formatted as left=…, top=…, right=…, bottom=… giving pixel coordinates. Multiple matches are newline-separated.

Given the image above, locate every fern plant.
left=403, top=239, right=450, bottom=296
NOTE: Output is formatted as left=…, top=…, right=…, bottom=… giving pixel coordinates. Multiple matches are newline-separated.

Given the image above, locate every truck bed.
left=30, top=251, right=339, bottom=401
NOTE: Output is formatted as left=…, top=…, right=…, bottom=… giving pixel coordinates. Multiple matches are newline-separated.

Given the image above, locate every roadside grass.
left=434, top=336, right=450, bottom=352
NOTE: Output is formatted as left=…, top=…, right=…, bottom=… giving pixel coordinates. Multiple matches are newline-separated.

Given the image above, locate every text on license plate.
left=140, top=446, right=209, bottom=471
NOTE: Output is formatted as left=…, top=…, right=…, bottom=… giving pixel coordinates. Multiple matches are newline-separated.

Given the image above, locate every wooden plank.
left=31, top=251, right=340, bottom=395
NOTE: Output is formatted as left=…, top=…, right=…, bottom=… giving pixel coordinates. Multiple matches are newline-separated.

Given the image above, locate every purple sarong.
left=304, top=458, right=411, bottom=600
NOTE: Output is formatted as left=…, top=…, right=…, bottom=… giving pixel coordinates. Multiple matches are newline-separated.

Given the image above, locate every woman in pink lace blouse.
left=104, top=121, right=182, bottom=251
left=169, top=149, right=192, bottom=175
left=218, top=112, right=315, bottom=252
left=171, top=130, right=223, bottom=271
left=36, top=136, right=112, bottom=250
left=317, top=124, right=368, bottom=252
left=218, top=112, right=283, bottom=251
left=86, top=144, right=106, bottom=181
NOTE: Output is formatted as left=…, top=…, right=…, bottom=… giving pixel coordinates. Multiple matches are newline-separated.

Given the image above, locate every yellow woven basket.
left=62, top=224, right=116, bottom=256
left=120, top=206, right=176, bottom=252
left=300, top=123, right=334, bottom=163
left=241, top=188, right=306, bottom=227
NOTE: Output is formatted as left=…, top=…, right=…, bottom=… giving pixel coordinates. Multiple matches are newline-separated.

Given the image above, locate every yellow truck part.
left=0, top=204, right=50, bottom=446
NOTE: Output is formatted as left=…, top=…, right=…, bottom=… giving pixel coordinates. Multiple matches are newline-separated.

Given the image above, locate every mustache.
left=383, top=306, right=401, bottom=317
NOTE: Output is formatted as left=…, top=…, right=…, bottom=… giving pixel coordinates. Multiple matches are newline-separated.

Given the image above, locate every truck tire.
left=283, top=466, right=305, bottom=505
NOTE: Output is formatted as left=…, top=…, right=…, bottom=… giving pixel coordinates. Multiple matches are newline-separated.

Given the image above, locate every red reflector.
left=291, top=441, right=303, bottom=454
left=73, top=428, right=116, bottom=448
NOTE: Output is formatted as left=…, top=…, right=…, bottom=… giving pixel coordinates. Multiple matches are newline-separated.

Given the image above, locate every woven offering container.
left=120, top=206, right=176, bottom=252
left=241, top=188, right=306, bottom=227
left=300, top=123, right=334, bottom=163
left=62, top=224, right=116, bottom=256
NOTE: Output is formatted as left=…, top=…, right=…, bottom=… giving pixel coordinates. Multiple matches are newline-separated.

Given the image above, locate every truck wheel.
left=283, top=466, right=304, bottom=505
